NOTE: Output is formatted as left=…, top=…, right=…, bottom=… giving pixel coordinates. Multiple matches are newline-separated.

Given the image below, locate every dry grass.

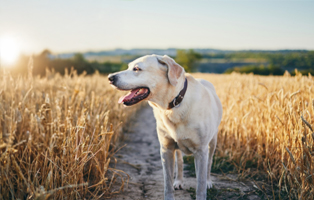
left=0, top=63, right=138, bottom=199
left=194, top=71, right=314, bottom=199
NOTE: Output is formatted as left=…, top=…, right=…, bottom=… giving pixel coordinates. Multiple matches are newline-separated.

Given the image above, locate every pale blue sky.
left=1, top=0, right=314, bottom=54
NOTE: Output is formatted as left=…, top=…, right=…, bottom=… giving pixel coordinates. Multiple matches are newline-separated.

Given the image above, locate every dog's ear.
left=157, top=55, right=184, bottom=86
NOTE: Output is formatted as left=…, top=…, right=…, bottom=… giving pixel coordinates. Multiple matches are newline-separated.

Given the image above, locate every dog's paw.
left=207, top=180, right=213, bottom=189
left=173, top=180, right=183, bottom=190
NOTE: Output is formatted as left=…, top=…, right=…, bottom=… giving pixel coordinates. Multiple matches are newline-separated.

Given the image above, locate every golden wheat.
left=0, top=66, right=137, bottom=199
left=194, top=71, right=314, bottom=199
left=2, top=65, right=313, bottom=199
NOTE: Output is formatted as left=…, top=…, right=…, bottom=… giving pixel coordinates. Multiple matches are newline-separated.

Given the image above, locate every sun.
left=0, top=36, right=20, bottom=66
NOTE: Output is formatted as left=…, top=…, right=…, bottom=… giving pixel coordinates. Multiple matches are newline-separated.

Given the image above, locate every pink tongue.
left=118, top=88, right=141, bottom=104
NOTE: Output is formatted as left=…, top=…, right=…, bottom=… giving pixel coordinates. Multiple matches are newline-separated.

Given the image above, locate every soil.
left=111, top=105, right=261, bottom=200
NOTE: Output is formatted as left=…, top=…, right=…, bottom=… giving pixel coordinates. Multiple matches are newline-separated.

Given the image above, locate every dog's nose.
left=108, top=74, right=116, bottom=84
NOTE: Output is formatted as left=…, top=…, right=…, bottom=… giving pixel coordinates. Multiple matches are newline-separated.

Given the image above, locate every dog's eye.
left=133, top=67, right=141, bottom=72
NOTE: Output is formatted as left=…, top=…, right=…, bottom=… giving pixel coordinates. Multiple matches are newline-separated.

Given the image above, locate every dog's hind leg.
left=173, top=150, right=183, bottom=190
left=207, top=133, right=217, bottom=189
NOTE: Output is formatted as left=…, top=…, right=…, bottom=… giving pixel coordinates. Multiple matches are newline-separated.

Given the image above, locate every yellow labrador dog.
left=108, top=55, right=222, bottom=200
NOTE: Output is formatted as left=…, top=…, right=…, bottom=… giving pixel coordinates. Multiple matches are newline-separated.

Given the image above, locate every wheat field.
left=0, top=64, right=138, bottom=199
left=1, top=66, right=313, bottom=199
left=194, top=71, right=314, bottom=199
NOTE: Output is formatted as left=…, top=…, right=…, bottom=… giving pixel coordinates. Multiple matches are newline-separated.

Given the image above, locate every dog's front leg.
left=174, top=150, right=183, bottom=190
left=160, top=145, right=175, bottom=200
left=194, top=148, right=209, bottom=200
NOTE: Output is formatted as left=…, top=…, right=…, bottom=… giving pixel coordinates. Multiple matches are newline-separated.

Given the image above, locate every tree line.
left=218, top=51, right=314, bottom=75
left=6, top=49, right=201, bottom=76
left=5, top=49, right=314, bottom=76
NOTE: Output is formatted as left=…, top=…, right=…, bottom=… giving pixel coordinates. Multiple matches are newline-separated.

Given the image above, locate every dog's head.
left=108, top=54, right=185, bottom=107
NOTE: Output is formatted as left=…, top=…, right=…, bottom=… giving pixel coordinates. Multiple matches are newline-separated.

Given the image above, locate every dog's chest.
left=158, top=112, right=185, bottom=139
left=156, top=112, right=201, bottom=154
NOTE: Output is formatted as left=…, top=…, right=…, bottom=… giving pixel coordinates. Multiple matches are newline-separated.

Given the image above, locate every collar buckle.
left=173, top=98, right=180, bottom=108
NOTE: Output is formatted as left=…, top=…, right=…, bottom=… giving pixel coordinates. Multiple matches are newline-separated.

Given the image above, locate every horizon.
left=26, top=47, right=314, bottom=56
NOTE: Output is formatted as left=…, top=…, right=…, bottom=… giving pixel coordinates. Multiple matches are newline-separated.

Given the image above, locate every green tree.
left=175, top=49, right=202, bottom=72
left=72, top=53, right=95, bottom=74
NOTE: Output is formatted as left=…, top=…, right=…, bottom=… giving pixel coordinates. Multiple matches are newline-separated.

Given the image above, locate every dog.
left=108, top=55, right=222, bottom=200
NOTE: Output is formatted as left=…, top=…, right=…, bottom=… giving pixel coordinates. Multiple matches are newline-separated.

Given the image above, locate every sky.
left=1, top=0, right=314, bottom=54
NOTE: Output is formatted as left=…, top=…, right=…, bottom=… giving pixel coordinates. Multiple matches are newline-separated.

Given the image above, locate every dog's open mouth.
left=118, top=87, right=150, bottom=106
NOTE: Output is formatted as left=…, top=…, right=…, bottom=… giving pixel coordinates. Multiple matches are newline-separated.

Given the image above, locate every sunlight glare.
left=0, top=36, right=20, bottom=66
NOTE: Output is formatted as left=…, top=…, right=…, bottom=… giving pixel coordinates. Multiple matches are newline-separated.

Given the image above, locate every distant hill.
left=50, top=48, right=310, bottom=60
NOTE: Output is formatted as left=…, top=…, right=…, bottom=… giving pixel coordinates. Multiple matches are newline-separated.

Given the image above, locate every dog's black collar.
left=168, top=78, right=188, bottom=109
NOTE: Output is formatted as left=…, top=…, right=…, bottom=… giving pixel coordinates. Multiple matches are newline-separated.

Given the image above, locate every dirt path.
left=112, top=106, right=260, bottom=200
